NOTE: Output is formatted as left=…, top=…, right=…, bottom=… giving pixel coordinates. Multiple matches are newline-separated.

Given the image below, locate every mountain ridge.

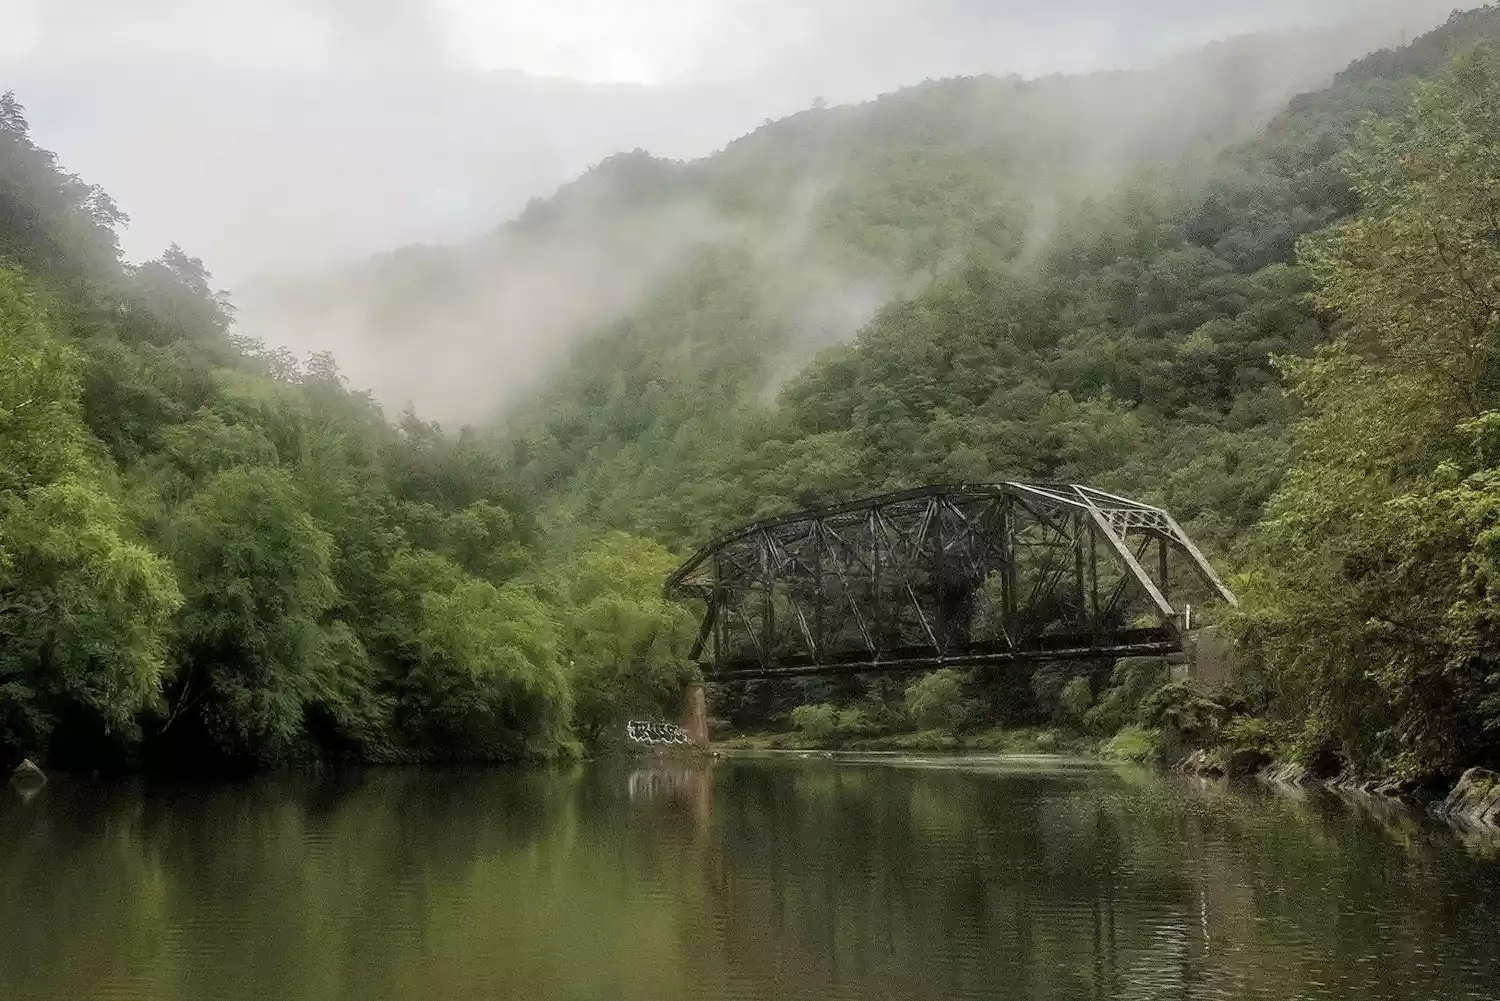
left=236, top=15, right=1447, bottom=430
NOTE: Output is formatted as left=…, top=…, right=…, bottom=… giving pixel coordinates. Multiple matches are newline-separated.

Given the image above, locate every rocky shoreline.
left=1177, top=752, right=1500, bottom=831
left=16, top=739, right=1500, bottom=833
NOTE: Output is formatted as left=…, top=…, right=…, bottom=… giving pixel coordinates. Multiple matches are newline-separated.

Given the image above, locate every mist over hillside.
left=8, top=65, right=788, bottom=282
left=234, top=11, right=1458, bottom=426
left=6, top=0, right=1455, bottom=286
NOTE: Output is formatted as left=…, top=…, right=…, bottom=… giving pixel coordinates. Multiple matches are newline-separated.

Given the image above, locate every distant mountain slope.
left=485, top=5, right=1500, bottom=553
left=235, top=17, right=1438, bottom=426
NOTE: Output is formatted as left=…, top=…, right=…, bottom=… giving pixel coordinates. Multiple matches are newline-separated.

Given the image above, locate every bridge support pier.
left=1176, top=627, right=1239, bottom=693
left=678, top=683, right=709, bottom=748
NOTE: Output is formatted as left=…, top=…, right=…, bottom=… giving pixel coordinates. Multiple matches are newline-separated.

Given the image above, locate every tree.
left=905, top=669, right=968, bottom=734
left=0, top=91, right=29, bottom=136
left=557, top=533, right=697, bottom=747
left=0, top=268, right=180, bottom=763
left=1234, top=46, right=1500, bottom=779
left=164, top=467, right=342, bottom=765
left=385, top=550, right=573, bottom=760
left=790, top=704, right=838, bottom=741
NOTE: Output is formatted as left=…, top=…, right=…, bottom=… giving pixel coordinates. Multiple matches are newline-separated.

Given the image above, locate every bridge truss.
left=664, top=484, right=1236, bottom=682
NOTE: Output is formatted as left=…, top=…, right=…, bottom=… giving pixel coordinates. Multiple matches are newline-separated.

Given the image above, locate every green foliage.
left=396, top=573, right=571, bottom=761
left=1136, top=681, right=1229, bottom=749
left=0, top=91, right=125, bottom=290
left=0, top=268, right=180, bottom=758
left=554, top=532, right=697, bottom=748
left=1232, top=44, right=1500, bottom=780
left=904, top=669, right=969, bottom=734
left=1084, top=658, right=1171, bottom=736
left=165, top=467, right=340, bottom=764
left=1208, top=715, right=1282, bottom=776
left=1058, top=677, right=1094, bottom=723
left=790, top=704, right=838, bottom=742
left=0, top=107, right=582, bottom=769
left=786, top=703, right=876, bottom=745
left=10, top=11, right=1500, bottom=777
left=836, top=706, right=875, bottom=739
left=475, top=10, right=1500, bottom=578
left=1100, top=725, right=1165, bottom=764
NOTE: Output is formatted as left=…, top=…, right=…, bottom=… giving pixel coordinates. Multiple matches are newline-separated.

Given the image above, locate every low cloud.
left=3, top=0, right=1471, bottom=427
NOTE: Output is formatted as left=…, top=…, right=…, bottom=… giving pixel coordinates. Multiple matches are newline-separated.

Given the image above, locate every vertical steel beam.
left=761, top=531, right=774, bottom=669
left=871, top=506, right=883, bottom=655
left=1002, top=495, right=1018, bottom=636
left=934, top=498, right=947, bottom=655
left=1158, top=535, right=1171, bottom=605
left=712, top=552, right=725, bottom=674
left=1074, top=511, right=1088, bottom=632
left=1089, top=529, right=1101, bottom=640
left=812, top=521, right=823, bottom=659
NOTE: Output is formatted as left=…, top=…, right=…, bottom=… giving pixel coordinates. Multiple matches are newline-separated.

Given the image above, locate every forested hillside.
left=492, top=6, right=1500, bottom=562
left=0, top=92, right=693, bottom=774
left=239, top=18, right=1428, bottom=429
left=491, top=4, right=1500, bottom=782
left=10, top=7, right=1500, bottom=782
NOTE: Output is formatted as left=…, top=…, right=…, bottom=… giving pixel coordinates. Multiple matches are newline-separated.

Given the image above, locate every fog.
left=2, top=0, right=1469, bottom=423
left=5, top=0, right=1457, bottom=281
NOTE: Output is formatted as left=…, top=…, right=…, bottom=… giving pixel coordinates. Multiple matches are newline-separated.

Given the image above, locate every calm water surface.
left=2, top=754, right=1498, bottom=1001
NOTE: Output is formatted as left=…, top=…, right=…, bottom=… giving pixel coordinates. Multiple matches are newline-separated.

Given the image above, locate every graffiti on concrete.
left=626, top=720, right=693, bottom=746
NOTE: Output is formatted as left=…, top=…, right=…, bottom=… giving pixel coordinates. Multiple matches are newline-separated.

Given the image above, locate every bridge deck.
left=704, top=627, right=1179, bottom=681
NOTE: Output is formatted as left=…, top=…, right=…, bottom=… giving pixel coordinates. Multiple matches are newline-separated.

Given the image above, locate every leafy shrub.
left=836, top=707, right=875, bottom=738
left=790, top=704, right=838, bottom=741
left=1084, top=658, right=1171, bottom=735
left=1207, top=714, right=1282, bottom=776
left=1137, top=681, right=1228, bottom=747
left=787, top=704, right=880, bottom=744
left=1221, top=714, right=1277, bottom=754
left=559, top=532, right=698, bottom=748
left=1059, top=677, right=1093, bottom=723
left=905, top=669, right=968, bottom=733
left=1101, top=725, right=1165, bottom=763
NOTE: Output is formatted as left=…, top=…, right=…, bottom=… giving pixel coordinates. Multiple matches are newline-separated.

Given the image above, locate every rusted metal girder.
left=664, top=483, right=1237, bottom=682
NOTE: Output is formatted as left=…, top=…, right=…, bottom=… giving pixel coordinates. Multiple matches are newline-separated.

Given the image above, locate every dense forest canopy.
left=236, top=18, right=1436, bottom=428
left=8, top=7, right=1500, bottom=781
left=490, top=10, right=1500, bottom=557
left=0, top=86, right=690, bottom=772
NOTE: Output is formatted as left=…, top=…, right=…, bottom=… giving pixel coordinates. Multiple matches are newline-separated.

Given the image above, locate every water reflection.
left=628, top=756, right=713, bottom=834
left=1, top=759, right=1498, bottom=1000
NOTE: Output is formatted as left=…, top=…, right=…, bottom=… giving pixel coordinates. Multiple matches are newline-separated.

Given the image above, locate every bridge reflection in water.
left=665, top=483, right=1237, bottom=682
left=627, top=758, right=713, bottom=834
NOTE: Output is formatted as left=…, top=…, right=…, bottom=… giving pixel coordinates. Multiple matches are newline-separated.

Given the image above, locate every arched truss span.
left=664, top=484, right=1236, bottom=682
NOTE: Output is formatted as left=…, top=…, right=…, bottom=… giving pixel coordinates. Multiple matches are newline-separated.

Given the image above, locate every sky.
left=0, top=0, right=1460, bottom=282
left=4, top=0, right=1440, bottom=83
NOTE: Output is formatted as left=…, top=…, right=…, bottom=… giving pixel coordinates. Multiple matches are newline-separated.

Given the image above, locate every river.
left=2, top=754, right=1497, bottom=1000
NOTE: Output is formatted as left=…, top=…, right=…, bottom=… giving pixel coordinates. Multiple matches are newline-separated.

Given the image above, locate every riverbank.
left=712, top=726, right=1500, bottom=832
left=713, top=726, right=1092, bottom=756
left=1225, top=759, right=1500, bottom=831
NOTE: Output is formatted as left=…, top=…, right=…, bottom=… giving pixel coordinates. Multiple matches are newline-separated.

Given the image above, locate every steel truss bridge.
left=664, top=484, right=1237, bottom=683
